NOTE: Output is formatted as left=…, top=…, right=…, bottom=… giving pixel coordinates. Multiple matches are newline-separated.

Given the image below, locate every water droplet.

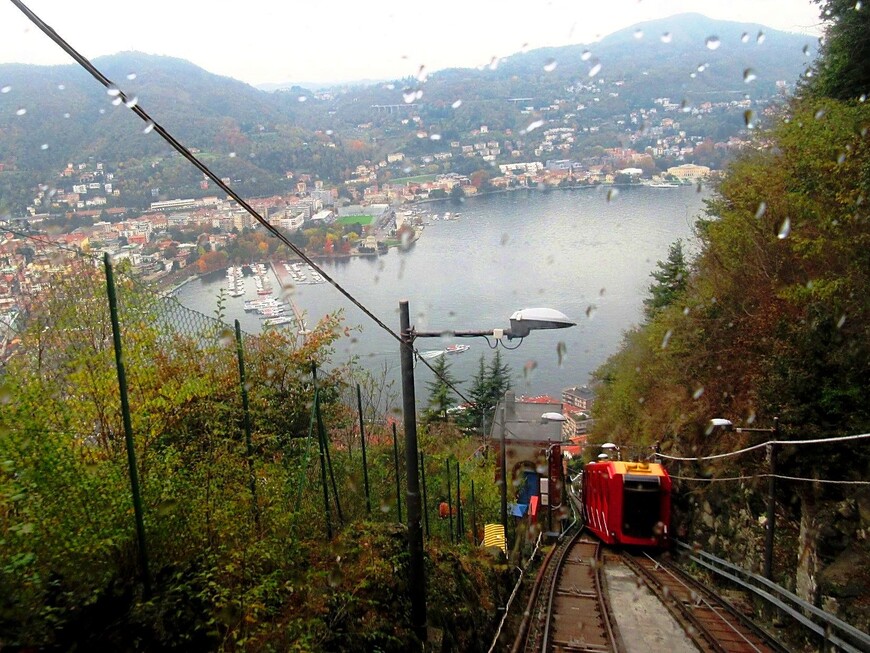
left=298, top=95, right=307, bottom=102
left=680, top=99, right=693, bottom=113
left=777, top=216, right=791, bottom=239
left=40, top=143, right=49, bottom=150
left=543, top=58, right=558, bottom=72
left=757, top=31, right=765, bottom=44
left=755, top=201, right=767, bottom=218
left=661, top=329, right=673, bottom=348
left=697, top=63, right=707, bottom=72
left=814, top=108, right=826, bottom=120
left=0, top=85, right=10, bottom=93
left=429, top=133, right=441, bottom=140
left=802, top=45, right=810, bottom=56
left=218, top=328, right=234, bottom=348
left=586, top=304, right=597, bottom=318
left=15, top=108, right=26, bottom=116
left=857, top=1, right=863, bottom=9
left=525, top=119, right=544, bottom=133
left=683, top=306, right=690, bottom=315
left=63, top=112, right=70, bottom=119
left=606, top=188, right=619, bottom=202
left=556, top=342, right=567, bottom=366
left=660, top=32, right=672, bottom=44
left=837, top=152, right=846, bottom=164
left=451, top=99, right=462, bottom=109
left=229, top=152, right=237, bottom=158
left=99, top=108, right=106, bottom=114
left=581, top=50, right=592, bottom=61
left=693, top=387, right=705, bottom=399
left=143, top=121, right=155, bottom=134
left=743, top=68, right=757, bottom=83
left=111, top=96, right=122, bottom=106
left=523, top=360, right=538, bottom=381
left=588, top=61, right=602, bottom=77
left=634, top=29, right=643, bottom=39
left=744, top=110, right=756, bottom=129
left=705, top=36, right=721, bottom=50
left=416, top=64, right=427, bottom=82
left=125, top=96, right=138, bottom=108
left=690, top=73, right=697, bottom=79
left=741, top=32, right=750, bottom=43
left=488, top=56, right=500, bottom=70
left=106, top=84, right=120, bottom=97
left=859, top=94, right=867, bottom=103
left=402, top=88, right=417, bottom=103
left=836, top=314, right=846, bottom=328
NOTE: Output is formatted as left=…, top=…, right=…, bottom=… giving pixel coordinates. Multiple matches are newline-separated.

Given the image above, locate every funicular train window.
left=622, top=474, right=660, bottom=538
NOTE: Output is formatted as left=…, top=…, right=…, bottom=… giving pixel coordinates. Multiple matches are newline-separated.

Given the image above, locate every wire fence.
left=0, top=244, right=497, bottom=646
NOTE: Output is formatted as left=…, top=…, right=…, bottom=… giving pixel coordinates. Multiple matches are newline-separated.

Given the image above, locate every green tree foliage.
left=424, top=355, right=460, bottom=422
left=806, top=0, right=870, bottom=100
left=460, top=351, right=513, bottom=435
left=643, top=239, right=689, bottom=320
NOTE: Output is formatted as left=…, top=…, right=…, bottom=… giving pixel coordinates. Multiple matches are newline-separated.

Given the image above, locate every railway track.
left=516, top=530, right=623, bottom=653
left=618, top=551, right=788, bottom=653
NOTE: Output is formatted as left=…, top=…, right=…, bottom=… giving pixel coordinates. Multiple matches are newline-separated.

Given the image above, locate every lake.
left=174, top=185, right=709, bottom=403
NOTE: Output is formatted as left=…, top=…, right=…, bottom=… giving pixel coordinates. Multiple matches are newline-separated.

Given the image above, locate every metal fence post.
left=234, top=320, right=260, bottom=528
left=420, top=451, right=430, bottom=539
left=357, top=384, right=371, bottom=516
left=103, top=253, right=151, bottom=597
left=392, top=422, right=403, bottom=523
left=446, top=458, right=454, bottom=544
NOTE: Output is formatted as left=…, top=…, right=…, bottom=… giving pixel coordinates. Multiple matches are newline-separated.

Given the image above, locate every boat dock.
left=269, top=260, right=308, bottom=334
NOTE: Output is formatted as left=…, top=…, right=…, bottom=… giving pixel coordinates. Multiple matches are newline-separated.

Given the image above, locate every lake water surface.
left=174, top=185, right=708, bottom=402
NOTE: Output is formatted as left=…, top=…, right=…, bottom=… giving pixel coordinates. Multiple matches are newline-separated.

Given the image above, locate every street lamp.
left=399, top=300, right=574, bottom=645
left=709, top=416, right=780, bottom=580
left=601, top=442, right=621, bottom=460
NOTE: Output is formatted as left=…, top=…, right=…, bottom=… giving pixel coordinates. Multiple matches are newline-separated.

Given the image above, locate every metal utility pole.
left=399, top=300, right=427, bottom=646
left=764, top=417, right=780, bottom=581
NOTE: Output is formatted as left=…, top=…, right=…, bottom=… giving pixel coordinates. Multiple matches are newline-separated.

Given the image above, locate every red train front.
left=581, top=459, right=672, bottom=548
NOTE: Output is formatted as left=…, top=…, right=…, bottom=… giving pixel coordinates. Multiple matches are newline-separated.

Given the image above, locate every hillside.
left=0, top=14, right=815, bottom=185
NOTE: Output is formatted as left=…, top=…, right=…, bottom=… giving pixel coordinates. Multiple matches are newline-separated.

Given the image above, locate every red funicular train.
left=581, top=459, right=672, bottom=548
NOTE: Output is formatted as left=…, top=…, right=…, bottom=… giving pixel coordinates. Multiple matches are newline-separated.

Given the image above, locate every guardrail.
left=675, top=540, right=870, bottom=653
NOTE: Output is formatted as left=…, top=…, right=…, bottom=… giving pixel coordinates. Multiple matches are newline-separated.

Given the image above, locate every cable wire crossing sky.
left=1, top=0, right=822, bottom=86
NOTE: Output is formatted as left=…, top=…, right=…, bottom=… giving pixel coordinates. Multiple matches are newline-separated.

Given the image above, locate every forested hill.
left=0, top=13, right=814, bottom=181
left=589, top=0, right=869, bottom=632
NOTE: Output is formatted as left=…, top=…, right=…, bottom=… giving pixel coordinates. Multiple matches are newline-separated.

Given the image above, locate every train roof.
left=586, top=460, right=670, bottom=477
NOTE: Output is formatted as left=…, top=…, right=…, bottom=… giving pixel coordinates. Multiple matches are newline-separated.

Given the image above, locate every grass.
left=388, top=174, right=438, bottom=184
left=337, top=215, right=375, bottom=226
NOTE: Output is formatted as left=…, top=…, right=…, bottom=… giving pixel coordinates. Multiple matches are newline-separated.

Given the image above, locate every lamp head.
left=507, top=308, right=575, bottom=339
left=710, top=418, right=734, bottom=431
left=540, top=412, right=567, bottom=422
left=597, top=453, right=609, bottom=460
left=601, top=442, right=619, bottom=450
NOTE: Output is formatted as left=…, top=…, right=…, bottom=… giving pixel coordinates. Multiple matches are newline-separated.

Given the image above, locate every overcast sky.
left=1, top=0, right=822, bottom=86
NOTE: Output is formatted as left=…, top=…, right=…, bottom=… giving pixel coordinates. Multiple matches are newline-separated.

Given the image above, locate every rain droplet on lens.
left=556, top=341, right=567, bottom=366
left=451, top=99, right=462, bottom=109
left=488, top=56, right=500, bottom=70
left=837, top=152, right=846, bottom=164
left=40, top=143, right=48, bottom=150
left=581, top=49, right=592, bottom=61
left=525, top=119, right=545, bottom=133
left=802, top=44, right=810, bottom=56
left=15, top=108, right=26, bottom=116
left=106, top=84, right=120, bottom=97
left=229, top=152, right=237, bottom=158
left=661, top=329, right=673, bottom=348
left=402, top=88, right=417, bottom=103
left=757, top=30, right=765, bottom=44
left=127, top=72, right=137, bottom=80
left=99, top=108, right=106, bottom=114
left=693, top=386, right=705, bottom=399
left=1, top=85, right=10, bottom=93
left=500, top=233, right=509, bottom=245
left=680, top=99, right=693, bottom=113
left=743, top=68, right=757, bottom=83
left=125, top=96, right=138, bottom=108
left=112, top=96, right=123, bottom=106
left=660, top=32, right=672, bottom=43
left=857, top=1, right=863, bottom=9
left=697, top=63, right=707, bottom=72
left=705, top=36, right=721, bottom=50
left=416, top=64, right=427, bottom=82
left=523, top=360, right=538, bottom=381
left=543, top=58, right=558, bottom=72
left=741, top=32, right=750, bottom=43
left=586, top=304, right=597, bottom=318
left=606, top=188, right=618, bottom=202
left=814, top=108, right=826, bottom=120
left=744, top=109, right=756, bottom=128
left=298, top=95, right=307, bottom=102
left=634, top=29, right=643, bottom=39
left=777, top=216, right=791, bottom=239
left=143, top=121, right=155, bottom=134
left=755, top=202, right=767, bottom=218
left=836, top=314, right=846, bottom=328
left=588, top=61, right=602, bottom=77
left=63, top=112, right=70, bottom=118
